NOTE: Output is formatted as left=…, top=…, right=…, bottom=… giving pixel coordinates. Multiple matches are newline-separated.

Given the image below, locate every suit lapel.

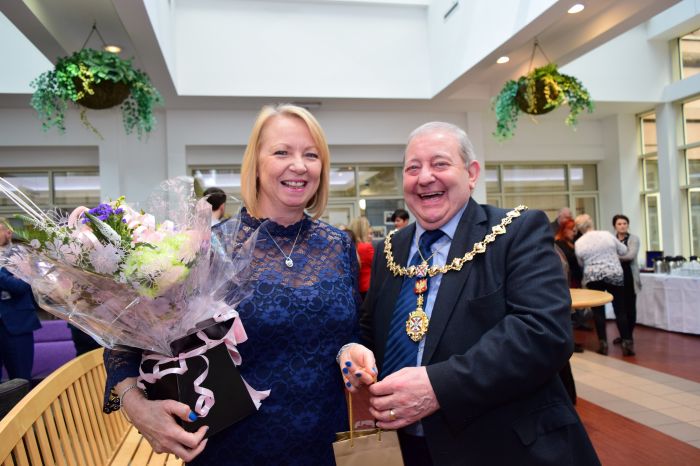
left=376, top=224, right=415, bottom=366
left=421, top=199, right=488, bottom=364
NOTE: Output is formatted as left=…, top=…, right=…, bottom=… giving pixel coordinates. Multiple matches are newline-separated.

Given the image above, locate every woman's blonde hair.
left=348, top=217, right=371, bottom=243
left=240, top=104, right=330, bottom=219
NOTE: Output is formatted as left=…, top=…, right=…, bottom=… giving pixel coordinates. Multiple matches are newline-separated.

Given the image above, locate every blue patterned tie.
left=381, top=229, right=445, bottom=379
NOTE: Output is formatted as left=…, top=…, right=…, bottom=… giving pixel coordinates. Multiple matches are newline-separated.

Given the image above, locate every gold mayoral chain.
left=384, top=205, right=528, bottom=342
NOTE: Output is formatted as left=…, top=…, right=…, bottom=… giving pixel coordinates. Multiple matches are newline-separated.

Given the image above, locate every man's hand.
left=337, top=343, right=377, bottom=392
left=119, top=381, right=208, bottom=462
left=368, top=366, right=440, bottom=429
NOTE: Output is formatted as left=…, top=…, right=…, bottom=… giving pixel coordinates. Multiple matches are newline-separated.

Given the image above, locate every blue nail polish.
left=355, top=372, right=362, bottom=377
left=345, top=361, right=352, bottom=367
left=345, top=381, right=352, bottom=388
left=188, top=411, right=198, bottom=421
left=342, top=367, right=349, bottom=374
left=372, top=367, right=377, bottom=373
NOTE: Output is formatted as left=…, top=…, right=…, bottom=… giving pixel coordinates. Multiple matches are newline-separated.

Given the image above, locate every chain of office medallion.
left=384, top=205, right=528, bottom=278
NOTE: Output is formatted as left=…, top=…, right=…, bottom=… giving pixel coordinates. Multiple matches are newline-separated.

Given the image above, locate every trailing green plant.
left=30, top=48, right=163, bottom=138
left=492, top=63, right=594, bottom=141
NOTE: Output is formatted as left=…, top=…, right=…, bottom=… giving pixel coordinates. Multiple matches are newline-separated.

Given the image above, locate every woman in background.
left=574, top=214, right=633, bottom=356
left=348, top=216, right=374, bottom=300
left=555, top=218, right=583, bottom=288
left=612, top=214, right=641, bottom=346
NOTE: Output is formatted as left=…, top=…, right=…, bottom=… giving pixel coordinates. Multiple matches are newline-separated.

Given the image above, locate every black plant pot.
left=515, top=78, right=559, bottom=115
left=74, top=78, right=130, bottom=110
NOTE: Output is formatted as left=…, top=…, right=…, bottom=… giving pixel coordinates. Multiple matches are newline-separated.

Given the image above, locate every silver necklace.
left=265, top=222, right=303, bottom=268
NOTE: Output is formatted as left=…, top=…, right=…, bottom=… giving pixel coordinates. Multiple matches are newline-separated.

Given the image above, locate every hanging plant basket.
left=30, top=48, right=163, bottom=138
left=491, top=40, right=594, bottom=141
left=73, top=78, right=130, bottom=110
left=515, top=78, right=559, bottom=115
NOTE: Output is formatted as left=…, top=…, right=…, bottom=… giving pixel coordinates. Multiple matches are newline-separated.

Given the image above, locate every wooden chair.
left=0, top=348, right=183, bottom=466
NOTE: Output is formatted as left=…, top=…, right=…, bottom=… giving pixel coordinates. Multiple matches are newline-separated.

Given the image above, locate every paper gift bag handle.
left=346, top=392, right=383, bottom=447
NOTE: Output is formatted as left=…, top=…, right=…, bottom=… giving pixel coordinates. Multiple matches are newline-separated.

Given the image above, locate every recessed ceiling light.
left=568, top=4, right=584, bottom=14
left=103, top=44, right=122, bottom=54
left=496, top=56, right=510, bottom=64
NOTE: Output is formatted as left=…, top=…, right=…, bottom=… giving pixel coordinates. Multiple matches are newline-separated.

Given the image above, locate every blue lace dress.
left=103, top=209, right=360, bottom=465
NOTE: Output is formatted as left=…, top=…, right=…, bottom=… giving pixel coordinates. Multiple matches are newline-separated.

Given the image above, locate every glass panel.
left=486, top=196, right=501, bottom=207
left=683, top=97, right=700, bottom=144
left=322, top=203, right=356, bottom=228
left=503, top=194, right=568, bottom=221
left=691, top=189, right=700, bottom=255
left=192, top=168, right=241, bottom=198
left=645, top=194, right=662, bottom=251
left=569, top=165, right=597, bottom=191
left=0, top=172, right=49, bottom=207
left=643, top=157, right=659, bottom=191
left=358, top=166, right=402, bottom=197
left=485, top=166, right=500, bottom=193
left=680, top=29, right=700, bottom=80
left=687, top=148, right=700, bottom=186
left=329, top=166, right=356, bottom=197
left=640, top=113, right=657, bottom=154
left=502, top=165, right=566, bottom=193
left=363, top=199, right=405, bottom=239
left=53, top=171, right=100, bottom=206
left=573, top=196, right=597, bottom=227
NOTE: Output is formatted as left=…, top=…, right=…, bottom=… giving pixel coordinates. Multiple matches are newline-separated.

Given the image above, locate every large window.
left=191, top=164, right=405, bottom=237
left=680, top=28, right=700, bottom=80
left=682, top=99, right=700, bottom=254
left=0, top=169, right=100, bottom=226
left=486, top=163, right=598, bottom=224
left=639, top=112, right=662, bottom=251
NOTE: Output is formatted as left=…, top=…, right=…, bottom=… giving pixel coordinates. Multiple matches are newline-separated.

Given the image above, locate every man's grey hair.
left=406, top=122, right=476, bottom=163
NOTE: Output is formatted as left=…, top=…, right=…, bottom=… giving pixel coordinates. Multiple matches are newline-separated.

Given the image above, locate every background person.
left=348, top=216, right=374, bottom=300
left=0, top=219, right=41, bottom=381
left=390, top=208, right=410, bottom=230
left=103, top=104, right=360, bottom=465
left=203, top=186, right=227, bottom=226
left=550, top=206, right=572, bottom=235
left=339, top=122, right=599, bottom=466
left=574, top=214, right=633, bottom=356
left=612, top=214, right=641, bottom=346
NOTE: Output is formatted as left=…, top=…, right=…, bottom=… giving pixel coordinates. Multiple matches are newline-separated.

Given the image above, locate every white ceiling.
left=0, top=0, right=681, bottom=113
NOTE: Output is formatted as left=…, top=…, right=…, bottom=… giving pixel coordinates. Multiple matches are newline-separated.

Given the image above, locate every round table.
left=570, top=288, right=612, bottom=309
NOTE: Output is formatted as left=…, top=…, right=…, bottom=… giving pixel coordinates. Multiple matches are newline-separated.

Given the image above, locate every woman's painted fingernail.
left=342, top=367, right=349, bottom=374
left=345, top=361, right=352, bottom=367
left=355, top=372, right=362, bottom=377
left=372, top=367, right=377, bottom=373
left=346, top=381, right=352, bottom=388
left=188, top=411, right=198, bottom=421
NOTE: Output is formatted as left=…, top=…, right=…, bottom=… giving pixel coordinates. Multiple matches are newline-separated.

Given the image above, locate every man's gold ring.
left=389, top=409, right=396, bottom=421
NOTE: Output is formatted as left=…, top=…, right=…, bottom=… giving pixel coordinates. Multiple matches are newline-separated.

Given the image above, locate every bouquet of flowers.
left=0, top=177, right=268, bottom=425
left=0, top=177, right=257, bottom=356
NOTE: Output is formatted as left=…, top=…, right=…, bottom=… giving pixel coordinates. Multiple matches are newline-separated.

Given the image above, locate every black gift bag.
left=139, top=317, right=256, bottom=438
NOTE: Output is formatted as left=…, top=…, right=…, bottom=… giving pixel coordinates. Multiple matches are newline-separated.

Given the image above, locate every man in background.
left=203, top=187, right=228, bottom=225
left=550, top=206, right=572, bottom=235
left=0, top=219, right=41, bottom=380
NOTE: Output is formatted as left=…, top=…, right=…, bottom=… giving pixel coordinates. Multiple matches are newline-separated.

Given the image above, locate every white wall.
left=172, top=0, right=431, bottom=98
left=0, top=12, right=51, bottom=93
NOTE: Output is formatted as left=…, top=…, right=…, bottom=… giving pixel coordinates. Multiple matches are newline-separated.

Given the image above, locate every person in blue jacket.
left=0, top=219, right=40, bottom=381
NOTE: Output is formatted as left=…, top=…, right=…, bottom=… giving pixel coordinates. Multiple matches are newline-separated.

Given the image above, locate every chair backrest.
left=0, top=348, right=130, bottom=466
left=0, top=378, right=30, bottom=420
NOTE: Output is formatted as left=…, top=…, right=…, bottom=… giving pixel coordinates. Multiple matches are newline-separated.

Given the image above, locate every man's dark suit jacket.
left=361, top=199, right=599, bottom=466
left=0, top=268, right=40, bottom=335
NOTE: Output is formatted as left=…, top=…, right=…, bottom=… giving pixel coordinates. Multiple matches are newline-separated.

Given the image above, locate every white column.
left=655, top=101, right=683, bottom=256
left=466, top=111, right=486, bottom=204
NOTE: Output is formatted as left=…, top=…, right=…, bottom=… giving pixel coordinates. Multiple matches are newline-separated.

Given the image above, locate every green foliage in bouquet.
left=492, top=63, right=594, bottom=141
left=30, top=48, right=163, bottom=138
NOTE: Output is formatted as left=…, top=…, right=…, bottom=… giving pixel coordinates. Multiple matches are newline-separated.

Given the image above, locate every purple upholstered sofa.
left=1, top=320, right=76, bottom=382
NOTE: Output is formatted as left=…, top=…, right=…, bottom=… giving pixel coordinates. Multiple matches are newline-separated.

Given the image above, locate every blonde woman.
left=104, top=104, right=361, bottom=465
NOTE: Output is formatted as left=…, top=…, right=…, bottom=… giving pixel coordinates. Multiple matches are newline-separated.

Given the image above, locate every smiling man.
left=340, top=122, right=599, bottom=465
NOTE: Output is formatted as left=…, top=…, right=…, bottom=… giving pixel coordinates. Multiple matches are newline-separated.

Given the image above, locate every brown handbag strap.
left=346, top=391, right=382, bottom=446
